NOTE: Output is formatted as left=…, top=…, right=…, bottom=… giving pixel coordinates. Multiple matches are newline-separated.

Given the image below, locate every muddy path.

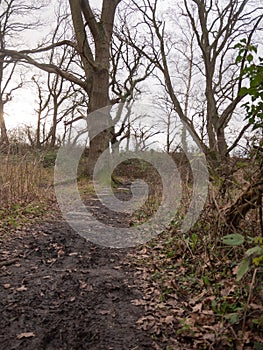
left=0, top=190, right=155, bottom=350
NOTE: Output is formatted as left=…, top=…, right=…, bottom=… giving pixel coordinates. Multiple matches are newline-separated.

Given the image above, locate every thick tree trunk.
left=69, top=0, right=120, bottom=177
left=87, top=62, right=111, bottom=176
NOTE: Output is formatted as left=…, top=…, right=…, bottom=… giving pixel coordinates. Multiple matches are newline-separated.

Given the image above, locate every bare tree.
left=31, top=74, right=51, bottom=148
left=0, top=0, right=120, bottom=169
left=123, top=0, right=262, bottom=169
left=44, top=4, right=86, bottom=149
left=0, top=0, right=154, bottom=175
left=0, top=0, right=45, bottom=148
left=130, top=119, right=162, bottom=151
left=153, top=96, right=178, bottom=153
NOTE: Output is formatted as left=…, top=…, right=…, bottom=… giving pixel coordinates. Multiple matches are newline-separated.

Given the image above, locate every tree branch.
left=1, top=49, right=88, bottom=91
left=226, top=123, right=251, bottom=156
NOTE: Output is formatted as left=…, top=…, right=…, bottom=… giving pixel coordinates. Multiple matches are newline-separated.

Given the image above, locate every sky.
left=4, top=2, right=54, bottom=131
left=2, top=0, right=262, bottom=154
left=5, top=86, right=37, bottom=130
left=4, top=0, right=103, bottom=131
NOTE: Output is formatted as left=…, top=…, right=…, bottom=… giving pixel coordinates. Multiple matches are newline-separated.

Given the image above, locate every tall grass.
left=0, top=150, right=54, bottom=234
left=0, top=152, right=53, bottom=206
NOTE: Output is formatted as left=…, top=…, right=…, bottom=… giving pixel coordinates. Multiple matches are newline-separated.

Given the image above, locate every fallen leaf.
left=202, top=310, right=214, bottom=315
left=166, top=298, right=178, bottom=308
left=189, top=290, right=206, bottom=305
left=203, top=333, right=216, bottom=341
left=98, top=310, right=111, bottom=315
left=57, top=249, right=64, bottom=257
left=131, top=299, right=146, bottom=306
left=192, top=302, right=203, bottom=312
left=136, top=315, right=156, bottom=330
left=164, top=315, right=174, bottom=324
left=16, top=285, right=27, bottom=292
left=79, top=281, right=87, bottom=289
left=249, top=303, right=263, bottom=311
left=232, top=265, right=239, bottom=275
left=17, top=332, right=35, bottom=339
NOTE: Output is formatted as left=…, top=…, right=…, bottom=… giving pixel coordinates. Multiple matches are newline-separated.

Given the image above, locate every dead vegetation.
left=0, top=148, right=55, bottom=237
left=120, top=151, right=263, bottom=349
left=0, top=147, right=262, bottom=349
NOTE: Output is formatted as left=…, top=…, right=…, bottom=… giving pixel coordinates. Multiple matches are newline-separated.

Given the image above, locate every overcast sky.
left=3, top=0, right=261, bottom=154
left=5, top=0, right=109, bottom=131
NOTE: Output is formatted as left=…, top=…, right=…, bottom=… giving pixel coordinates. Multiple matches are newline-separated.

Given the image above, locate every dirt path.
left=0, top=189, right=155, bottom=350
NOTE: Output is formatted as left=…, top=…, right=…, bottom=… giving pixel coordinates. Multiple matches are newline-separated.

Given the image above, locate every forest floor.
left=0, top=181, right=263, bottom=350
left=0, top=188, right=160, bottom=350
left=0, top=222, right=156, bottom=350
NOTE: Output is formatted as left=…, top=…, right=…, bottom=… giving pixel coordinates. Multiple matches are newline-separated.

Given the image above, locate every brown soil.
left=0, top=190, right=155, bottom=350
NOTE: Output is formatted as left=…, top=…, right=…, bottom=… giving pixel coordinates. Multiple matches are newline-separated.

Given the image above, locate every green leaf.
left=247, top=53, right=254, bottom=63
left=223, top=234, right=245, bottom=246
left=252, top=123, right=263, bottom=131
left=234, top=43, right=242, bottom=49
left=235, top=54, right=243, bottom=63
left=239, top=87, right=248, bottom=96
left=202, top=275, right=211, bottom=286
left=236, top=258, right=250, bottom=281
left=254, top=342, right=263, bottom=350
left=254, top=341, right=263, bottom=350
left=251, top=75, right=263, bottom=87
left=245, top=246, right=263, bottom=257
left=224, top=313, right=240, bottom=324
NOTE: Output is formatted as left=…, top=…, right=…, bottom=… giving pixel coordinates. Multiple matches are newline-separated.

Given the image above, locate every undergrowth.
left=0, top=150, right=54, bottom=236
left=125, top=157, right=263, bottom=349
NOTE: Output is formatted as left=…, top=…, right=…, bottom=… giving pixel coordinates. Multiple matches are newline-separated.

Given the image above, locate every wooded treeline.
left=0, top=0, right=261, bottom=161
left=0, top=0, right=262, bottom=224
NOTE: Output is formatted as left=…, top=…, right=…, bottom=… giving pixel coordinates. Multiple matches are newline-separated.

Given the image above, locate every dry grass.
left=0, top=150, right=54, bottom=235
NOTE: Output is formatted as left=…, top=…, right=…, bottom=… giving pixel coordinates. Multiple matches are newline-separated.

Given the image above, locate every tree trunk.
left=217, top=127, right=228, bottom=162
left=0, top=99, right=9, bottom=148
left=69, top=0, right=121, bottom=177
left=0, top=38, right=9, bottom=148
left=87, top=67, right=111, bottom=176
left=36, top=108, right=41, bottom=149
left=50, top=96, right=58, bottom=148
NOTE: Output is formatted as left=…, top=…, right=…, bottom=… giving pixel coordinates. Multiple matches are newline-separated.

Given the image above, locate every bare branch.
left=1, top=49, right=88, bottom=90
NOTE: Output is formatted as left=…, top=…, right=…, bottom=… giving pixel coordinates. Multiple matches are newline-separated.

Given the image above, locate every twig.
left=242, top=268, right=258, bottom=336
left=0, top=258, right=18, bottom=268
left=258, top=194, right=263, bottom=237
